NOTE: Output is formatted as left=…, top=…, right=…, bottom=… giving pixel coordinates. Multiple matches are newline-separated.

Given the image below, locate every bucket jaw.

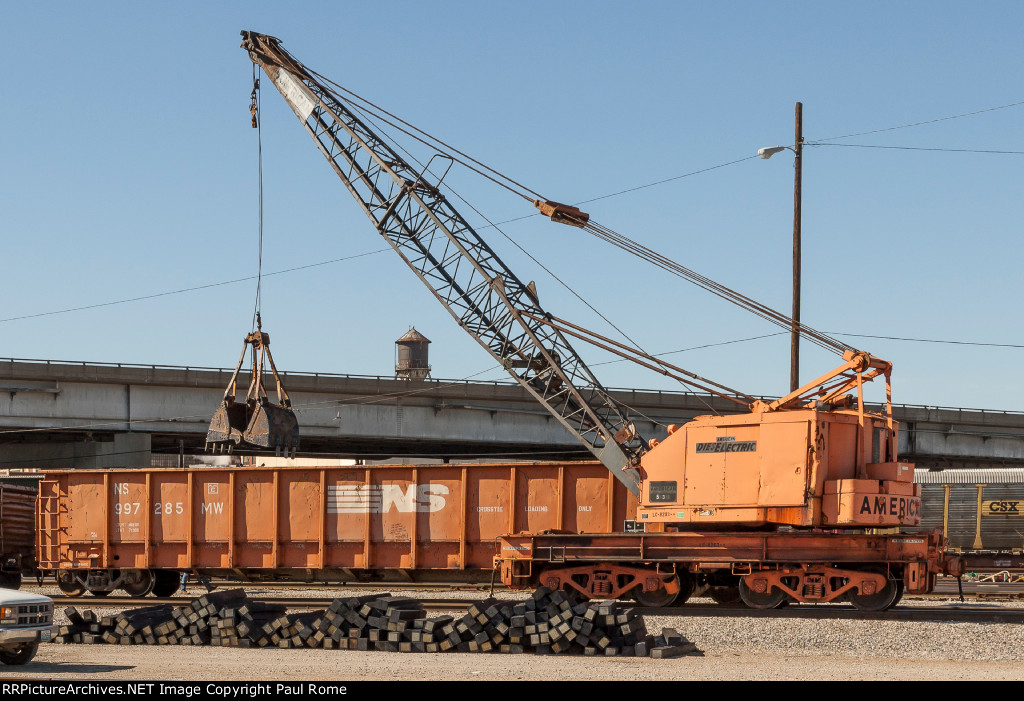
left=205, top=327, right=300, bottom=456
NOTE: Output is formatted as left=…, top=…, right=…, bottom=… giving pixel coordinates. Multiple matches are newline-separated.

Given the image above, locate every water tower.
left=395, top=327, right=431, bottom=380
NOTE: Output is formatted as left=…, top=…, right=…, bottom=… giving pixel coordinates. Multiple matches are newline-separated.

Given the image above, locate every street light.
left=759, top=102, right=804, bottom=393
left=758, top=146, right=790, bottom=159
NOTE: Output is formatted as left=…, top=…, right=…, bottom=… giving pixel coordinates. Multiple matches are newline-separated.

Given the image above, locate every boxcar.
left=0, top=481, right=38, bottom=588
left=915, top=468, right=1024, bottom=551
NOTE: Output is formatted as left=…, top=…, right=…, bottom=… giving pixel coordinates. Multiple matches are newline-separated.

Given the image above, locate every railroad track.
left=194, top=579, right=503, bottom=592
left=637, top=604, right=1024, bottom=623
left=49, top=594, right=1024, bottom=623
left=930, top=580, right=1024, bottom=600
left=51, top=595, right=479, bottom=611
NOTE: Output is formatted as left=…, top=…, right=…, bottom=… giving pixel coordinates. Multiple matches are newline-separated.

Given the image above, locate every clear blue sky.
left=2, top=1, right=1021, bottom=411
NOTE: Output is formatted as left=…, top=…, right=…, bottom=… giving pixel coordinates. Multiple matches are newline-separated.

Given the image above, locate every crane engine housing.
left=638, top=408, right=918, bottom=528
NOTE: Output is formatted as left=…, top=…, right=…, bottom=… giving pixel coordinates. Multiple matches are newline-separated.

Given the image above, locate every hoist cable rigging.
left=241, top=31, right=652, bottom=489
left=239, top=32, right=901, bottom=510
left=255, top=35, right=857, bottom=360
left=251, top=63, right=265, bottom=331
left=204, top=61, right=299, bottom=457
left=336, top=94, right=718, bottom=419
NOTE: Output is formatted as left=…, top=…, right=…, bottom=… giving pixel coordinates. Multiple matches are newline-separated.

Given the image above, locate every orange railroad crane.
left=242, top=32, right=944, bottom=609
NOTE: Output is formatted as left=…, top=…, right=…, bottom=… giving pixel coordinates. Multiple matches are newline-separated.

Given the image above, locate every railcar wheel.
left=152, top=571, right=180, bottom=598
left=890, top=580, right=905, bottom=608
left=0, top=572, right=22, bottom=590
left=706, top=585, right=742, bottom=605
left=122, top=569, right=155, bottom=598
left=738, top=577, right=789, bottom=609
left=847, top=569, right=901, bottom=612
left=633, top=572, right=694, bottom=608
left=56, top=572, right=85, bottom=596
left=634, top=587, right=679, bottom=607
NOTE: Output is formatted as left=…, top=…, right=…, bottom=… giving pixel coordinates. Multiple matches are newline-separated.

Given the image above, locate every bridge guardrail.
left=0, top=356, right=1021, bottom=417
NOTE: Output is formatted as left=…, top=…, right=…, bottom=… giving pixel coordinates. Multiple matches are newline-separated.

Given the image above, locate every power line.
left=588, top=332, right=787, bottom=368
left=809, top=143, right=1024, bottom=155
left=0, top=150, right=759, bottom=326
left=469, top=154, right=760, bottom=229
left=827, top=332, right=1024, bottom=349
left=0, top=157, right=760, bottom=326
left=812, top=99, right=1024, bottom=142
left=0, top=446, right=590, bottom=467
left=575, top=155, right=759, bottom=205
left=585, top=327, right=1023, bottom=371
left=0, top=249, right=390, bottom=324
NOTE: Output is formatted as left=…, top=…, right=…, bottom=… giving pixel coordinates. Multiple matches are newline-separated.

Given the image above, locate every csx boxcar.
left=916, top=468, right=1024, bottom=551
left=36, top=462, right=636, bottom=596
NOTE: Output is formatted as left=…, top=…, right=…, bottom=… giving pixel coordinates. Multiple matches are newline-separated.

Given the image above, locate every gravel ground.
left=7, top=585, right=1024, bottom=681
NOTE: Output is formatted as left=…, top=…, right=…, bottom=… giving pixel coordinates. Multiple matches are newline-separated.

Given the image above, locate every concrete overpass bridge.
left=1, top=357, right=1022, bottom=471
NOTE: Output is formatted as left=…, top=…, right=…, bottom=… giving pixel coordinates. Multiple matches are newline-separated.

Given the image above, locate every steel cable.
left=308, top=69, right=538, bottom=203
left=347, top=101, right=726, bottom=417
left=577, top=219, right=855, bottom=357
left=251, top=65, right=264, bottom=331
left=267, top=43, right=854, bottom=364
left=317, top=79, right=848, bottom=359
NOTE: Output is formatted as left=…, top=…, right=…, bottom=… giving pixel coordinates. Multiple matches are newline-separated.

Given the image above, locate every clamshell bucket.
left=206, top=400, right=248, bottom=446
left=242, top=400, right=299, bottom=450
left=206, top=326, right=299, bottom=456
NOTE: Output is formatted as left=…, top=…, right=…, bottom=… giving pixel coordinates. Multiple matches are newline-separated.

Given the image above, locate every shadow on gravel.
left=13, top=661, right=135, bottom=674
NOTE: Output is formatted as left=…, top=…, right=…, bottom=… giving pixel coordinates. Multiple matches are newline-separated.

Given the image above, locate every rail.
left=43, top=593, right=1024, bottom=623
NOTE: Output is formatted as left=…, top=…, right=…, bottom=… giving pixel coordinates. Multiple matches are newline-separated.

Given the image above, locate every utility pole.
left=791, top=102, right=803, bottom=393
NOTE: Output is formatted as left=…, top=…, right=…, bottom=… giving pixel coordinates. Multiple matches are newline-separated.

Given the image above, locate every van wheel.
left=0, top=642, right=38, bottom=665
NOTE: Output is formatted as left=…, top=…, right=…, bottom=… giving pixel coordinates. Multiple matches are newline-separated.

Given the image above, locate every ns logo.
left=327, top=484, right=449, bottom=514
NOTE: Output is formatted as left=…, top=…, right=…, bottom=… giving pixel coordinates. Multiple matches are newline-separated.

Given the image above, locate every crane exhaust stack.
left=206, top=329, right=299, bottom=456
